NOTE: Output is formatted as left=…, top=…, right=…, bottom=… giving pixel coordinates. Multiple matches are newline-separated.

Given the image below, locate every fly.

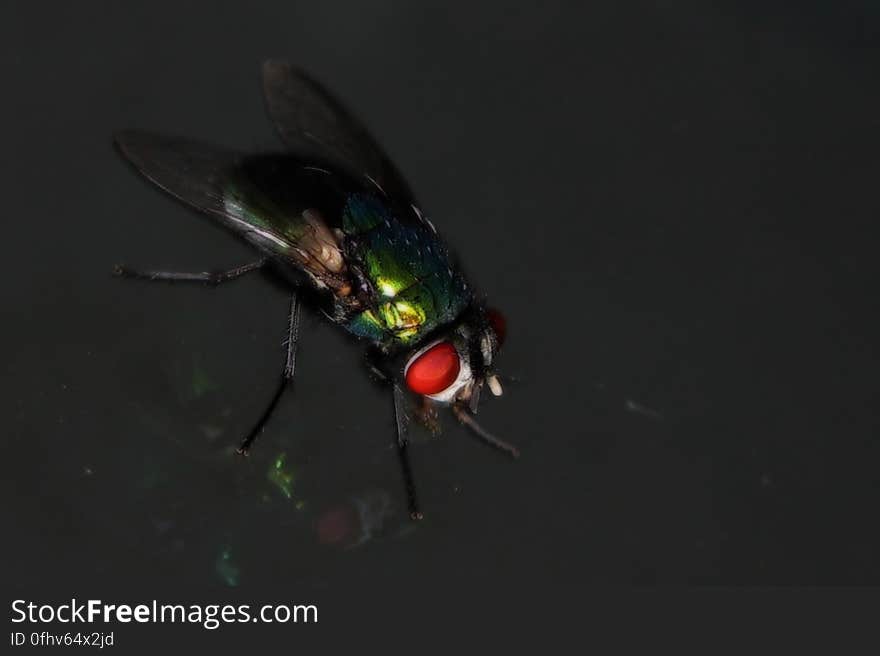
left=113, top=61, right=517, bottom=519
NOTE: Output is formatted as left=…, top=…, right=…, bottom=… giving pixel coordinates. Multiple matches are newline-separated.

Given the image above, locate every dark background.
left=3, top=0, right=880, bottom=649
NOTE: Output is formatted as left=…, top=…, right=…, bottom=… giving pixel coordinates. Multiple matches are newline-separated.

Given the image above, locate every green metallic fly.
left=114, top=61, right=517, bottom=519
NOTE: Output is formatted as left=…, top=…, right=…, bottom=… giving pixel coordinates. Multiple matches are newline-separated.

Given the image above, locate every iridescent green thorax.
left=343, top=193, right=471, bottom=345
left=216, top=156, right=471, bottom=348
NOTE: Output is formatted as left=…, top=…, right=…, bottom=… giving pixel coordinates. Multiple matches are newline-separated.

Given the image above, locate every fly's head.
left=401, top=305, right=506, bottom=410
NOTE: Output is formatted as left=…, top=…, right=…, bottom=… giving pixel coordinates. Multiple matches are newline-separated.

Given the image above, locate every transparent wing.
left=261, top=60, right=419, bottom=212
left=114, top=130, right=353, bottom=293
left=115, top=130, right=238, bottom=219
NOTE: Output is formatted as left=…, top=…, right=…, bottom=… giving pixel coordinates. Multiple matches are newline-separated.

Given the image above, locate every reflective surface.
left=3, top=0, right=880, bottom=648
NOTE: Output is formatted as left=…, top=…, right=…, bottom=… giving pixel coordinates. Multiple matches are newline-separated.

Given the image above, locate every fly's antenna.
left=452, top=404, right=520, bottom=459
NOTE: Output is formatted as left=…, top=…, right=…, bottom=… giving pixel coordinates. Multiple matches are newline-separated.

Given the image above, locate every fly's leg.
left=452, top=403, right=520, bottom=459
left=236, top=292, right=301, bottom=456
left=364, top=347, right=423, bottom=520
left=364, top=346, right=393, bottom=383
left=393, top=384, right=423, bottom=520
left=113, top=259, right=266, bottom=285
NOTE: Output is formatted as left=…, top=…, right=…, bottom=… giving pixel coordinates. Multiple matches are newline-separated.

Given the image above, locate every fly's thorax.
left=341, top=193, right=472, bottom=346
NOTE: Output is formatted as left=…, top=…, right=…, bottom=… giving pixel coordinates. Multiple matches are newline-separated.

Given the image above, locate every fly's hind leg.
left=236, top=291, right=301, bottom=456
left=113, top=258, right=266, bottom=285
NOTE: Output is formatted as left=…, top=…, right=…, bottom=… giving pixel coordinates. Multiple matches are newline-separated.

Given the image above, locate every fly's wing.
left=260, top=63, right=474, bottom=343
left=115, top=130, right=235, bottom=218
left=262, top=60, right=420, bottom=219
left=114, top=130, right=354, bottom=294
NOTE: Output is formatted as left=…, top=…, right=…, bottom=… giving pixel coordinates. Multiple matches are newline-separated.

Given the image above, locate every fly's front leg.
left=113, top=258, right=266, bottom=285
left=363, top=347, right=422, bottom=519
left=393, top=384, right=423, bottom=520
left=236, top=291, right=301, bottom=456
left=452, top=403, right=520, bottom=459
left=364, top=345, right=394, bottom=384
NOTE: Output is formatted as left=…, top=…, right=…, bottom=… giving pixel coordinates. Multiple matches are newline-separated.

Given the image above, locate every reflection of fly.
left=114, top=61, right=518, bottom=519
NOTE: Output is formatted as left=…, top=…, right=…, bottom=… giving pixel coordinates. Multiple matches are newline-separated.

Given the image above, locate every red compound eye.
left=405, top=342, right=461, bottom=395
left=487, top=308, right=507, bottom=345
